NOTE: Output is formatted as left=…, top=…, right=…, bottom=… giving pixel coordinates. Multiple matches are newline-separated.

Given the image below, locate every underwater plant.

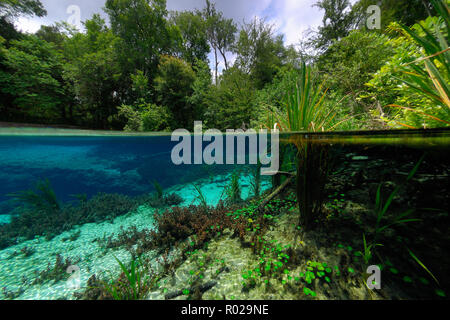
left=163, top=193, right=183, bottom=206
left=33, top=253, right=79, bottom=284
left=273, top=62, right=342, bottom=229
left=152, top=180, right=164, bottom=199
left=8, top=178, right=60, bottom=213
left=192, top=183, right=208, bottom=209
left=225, top=171, right=242, bottom=205
left=0, top=190, right=141, bottom=249
left=2, top=286, right=25, bottom=300
left=372, top=154, right=425, bottom=243
left=101, top=255, right=158, bottom=300
left=250, top=161, right=262, bottom=198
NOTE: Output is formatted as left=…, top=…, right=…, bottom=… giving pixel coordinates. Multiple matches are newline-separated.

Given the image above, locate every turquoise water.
left=0, top=128, right=448, bottom=300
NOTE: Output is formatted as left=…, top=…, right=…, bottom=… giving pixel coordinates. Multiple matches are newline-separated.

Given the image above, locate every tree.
left=0, top=35, right=67, bottom=123
left=35, top=24, right=69, bottom=50
left=352, top=0, right=433, bottom=30
left=170, top=10, right=210, bottom=66
left=63, top=15, right=122, bottom=129
left=204, top=67, right=256, bottom=130
left=317, top=30, right=394, bottom=114
left=234, top=17, right=287, bottom=89
left=104, top=0, right=177, bottom=78
left=154, top=55, right=196, bottom=129
left=0, top=0, right=46, bottom=18
left=202, top=0, right=237, bottom=84
left=312, top=0, right=357, bottom=51
left=0, top=0, right=46, bottom=41
left=188, top=59, right=213, bottom=123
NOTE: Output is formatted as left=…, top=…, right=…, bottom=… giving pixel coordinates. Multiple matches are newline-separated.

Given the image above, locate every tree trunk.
left=296, top=142, right=330, bottom=229
left=214, top=47, right=218, bottom=85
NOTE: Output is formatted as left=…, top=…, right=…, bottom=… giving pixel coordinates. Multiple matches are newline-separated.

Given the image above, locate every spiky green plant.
left=361, top=155, right=425, bottom=266
left=373, top=154, right=425, bottom=240
left=225, top=171, right=242, bottom=204
left=152, top=180, right=164, bottom=199
left=387, top=0, right=450, bottom=127
left=250, top=161, right=262, bottom=198
left=102, top=255, right=158, bottom=300
left=361, top=233, right=383, bottom=265
left=192, top=183, right=208, bottom=209
left=278, top=62, right=336, bottom=133
left=276, top=62, right=337, bottom=229
left=407, top=248, right=439, bottom=285
left=8, top=179, right=60, bottom=213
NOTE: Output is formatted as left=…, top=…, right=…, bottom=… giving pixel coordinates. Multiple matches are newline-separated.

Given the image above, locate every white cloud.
left=15, top=17, right=46, bottom=33
left=265, top=0, right=324, bottom=46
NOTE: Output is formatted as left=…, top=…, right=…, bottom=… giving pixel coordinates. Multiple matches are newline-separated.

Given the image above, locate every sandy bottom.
left=0, top=173, right=271, bottom=300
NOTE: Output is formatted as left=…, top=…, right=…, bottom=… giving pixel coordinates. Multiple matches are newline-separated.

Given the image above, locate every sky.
left=14, top=0, right=349, bottom=72
left=15, top=0, right=330, bottom=45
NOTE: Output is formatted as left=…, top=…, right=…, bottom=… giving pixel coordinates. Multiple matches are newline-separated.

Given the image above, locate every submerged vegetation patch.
left=0, top=182, right=155, bottom=249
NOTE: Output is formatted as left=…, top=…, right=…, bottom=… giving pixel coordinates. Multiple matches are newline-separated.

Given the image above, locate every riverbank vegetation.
left=0, top=0, right=448, bottom=131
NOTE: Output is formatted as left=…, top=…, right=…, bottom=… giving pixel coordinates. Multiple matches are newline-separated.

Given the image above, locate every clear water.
left=0, top=128, right=448, bottom=300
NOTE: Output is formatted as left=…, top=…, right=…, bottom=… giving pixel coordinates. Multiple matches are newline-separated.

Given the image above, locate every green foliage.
left=392, top=0, right=450, bottom=126
left=311, top=0, right=357, bottom=51
left=278, top=62, right=335, bottom=132
left=0, top=0, right=46, bottom=19
left=153, top=180, right=164, bottom=199
left=204, top=67, right=256, bottom=130
left=407, top=248, right=439, bottom=285
left=118, top=102, right=172, bottom=132
left=273, top=62, right=335, bottom=229
left=188, top=59, right=212, bottom=122
left=367, top=1, right=450, bottom=128
left=105, top=0, right=175, bottom=77
left=154, top=55, right=196, bottom=129
left=170, top=10, right=210, bottom=65
left=0, top=0, right=445, bottom=132
left=8, top=178, right=60, bottom=213
left=0, top=35, right=67, bottom=122
left=102, top=255, right=158, bottom=300
left=317, top=30, right=394, bottom=121
left=202, top=0, right=237, bottom=83
left=225, top=171, right=242, bottom=205
left=360, top=155, right=425, bottom=266
left=234, top=17, right=287, bottom=89
left=249, top=161, right=262, bottom=198
left=63, top=14, right=122, bottom=129
left=192, top=183, right=208, bottom=209
left=353, top=0, right=433, bottom=30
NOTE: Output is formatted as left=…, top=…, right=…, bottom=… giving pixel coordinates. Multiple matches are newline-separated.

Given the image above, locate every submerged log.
left=258, top=175, right=295, bottom=212
left=165, top=281, right=217, bottom=300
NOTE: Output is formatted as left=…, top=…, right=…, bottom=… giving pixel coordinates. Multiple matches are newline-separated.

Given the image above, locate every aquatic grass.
left=272, top=62, right=340, bottom=229
left=1, top=191, right=141, bottom=249
left=225, top=171, right=242, bottom=205
left=407, top=248, right=439, bottom=285
left=249, top=160, right=262, bottom=198
left=192, top=183, right=208, bottom=209
left=8, top=178, right=60, bottom=213
left=102, top=255, right=158, bottom=300
left=373, top=154, right=425, bottom=240
left=359, top=155, right=425, bottom=268
left=152, top=180, right=164, bottom=199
